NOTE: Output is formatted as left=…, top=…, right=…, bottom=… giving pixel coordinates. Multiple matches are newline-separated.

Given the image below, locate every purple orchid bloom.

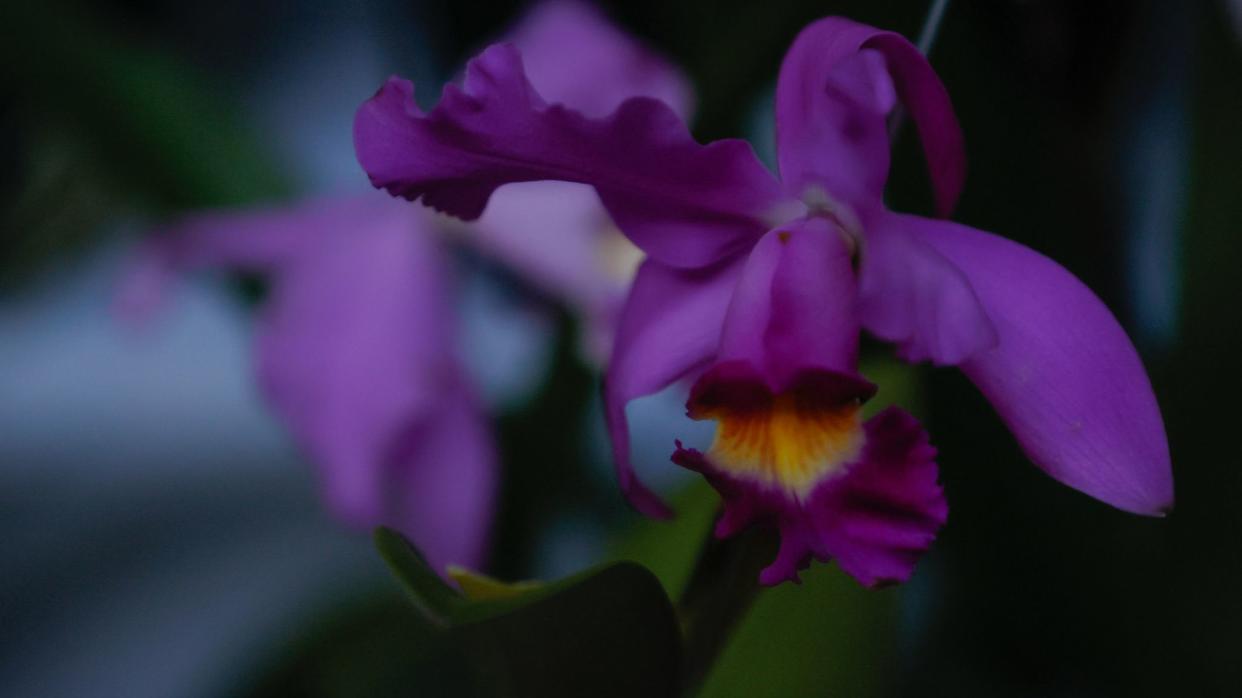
left=118, top=195, right=498, bottom=571
left=119, top=1, right=692, bottom=571
left=357, top=15, right=1173, bottom=586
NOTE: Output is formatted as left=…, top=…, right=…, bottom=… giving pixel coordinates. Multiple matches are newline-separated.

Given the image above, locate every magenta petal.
left=604, top=256, right=744, bottom=516
left=905, top=215, right=1173, bottom=515
left=858, top=210, right=997, bottom=365
left=122, top=195, right=498, bottom=568
left=716, top=217, right=870, bottom=393
left=807, top=407, right=945, bottom=587
left=139, top=201, right=344, bottom=270
left=508, top=0, right=693, bottom=119
left=252, top=198, right=455, bottom=524
left=255, top=205, right=501, bottom=569
left=469, top=181, right=633, bottom=365
left=388, top=377, right=498, bottom=571
left=673, top=406, right=944, bottom=587
left=469, top=181, right=614, bottom=316
left=775, top=17, right=965, bottom=216
left=354, top=43, right=789, bottom=268
left=115, top=199, right=348, bottom=323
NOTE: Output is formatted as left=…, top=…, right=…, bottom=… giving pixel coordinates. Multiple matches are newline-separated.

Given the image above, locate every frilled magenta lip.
left=673, top=404, right=945, bottom=587
left=683, top=361, right=877, bottom=496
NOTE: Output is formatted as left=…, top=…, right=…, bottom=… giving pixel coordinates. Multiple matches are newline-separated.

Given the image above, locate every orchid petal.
left=673, top=406, right=944, bottom=587
left=775, top=17, right=965, bottom=216
left=114, top=199, right=362, bottom=323
left=252, top=198, right=456, bottom=525
left=858, top=210, right=997, bottom=365
left=468, top=181, right=632, bottom=365
left=716, top=217, right=869, bottom=393
left=803, top=407, right=945, bottom=587
left=468, top=181, right=614, bottom=317
left=145, top=201, right=357, bottom=269
left=604, top=256, right=744, bottom=516
left=903, top=214, right=1173, bottom=515
left=127, top=194, right=501, bottom=563
left=354, top=43, right=789, bottom=268
left=509, top=0, right=693, bottom=120
left=387, top=377, right=498, bottom=571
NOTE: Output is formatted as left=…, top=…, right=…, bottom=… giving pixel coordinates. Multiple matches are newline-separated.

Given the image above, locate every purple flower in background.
left=354, top=15, right=1173, bottom=586
left=460, top=0, right=692, bottom=362
left=119, top=1, right=691, bottom=571
left=119, top=196, right=498, bottom=571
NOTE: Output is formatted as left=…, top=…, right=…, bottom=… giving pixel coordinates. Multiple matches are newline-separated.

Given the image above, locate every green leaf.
left=374, top=528, right=682, bottom=698
left=238, top=592, right=478, bottom=698
left=373, top=527, right=467, bottom=626
left=447, top=566, right=544, bottom=601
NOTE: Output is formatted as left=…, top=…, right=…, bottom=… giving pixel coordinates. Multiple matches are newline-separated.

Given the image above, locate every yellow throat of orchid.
left=697, top=392, right=865, bottom=497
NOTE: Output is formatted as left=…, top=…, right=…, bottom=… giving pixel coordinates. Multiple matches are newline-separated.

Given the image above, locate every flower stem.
left=677, top=522, right=779, bottom=696
left=888, top=0, right=953, bottom=141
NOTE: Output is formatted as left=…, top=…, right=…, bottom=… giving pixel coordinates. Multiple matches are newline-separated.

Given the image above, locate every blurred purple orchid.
left=119, top=0, right=691, bottom=571
left=119, top=196, right=498, bottom=571
left=354, top=14, right=1173, bottom=587
left=461, top=0, right=692, bottom=363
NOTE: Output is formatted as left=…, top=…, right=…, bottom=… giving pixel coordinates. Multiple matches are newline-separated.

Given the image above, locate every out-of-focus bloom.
left=355, top=15, right=1173, bottom=586
left=460, top=0, right=692, bottom=362
left=118, top=196, right=498, bottom=570
left=120, top=0, right=691, bottom=570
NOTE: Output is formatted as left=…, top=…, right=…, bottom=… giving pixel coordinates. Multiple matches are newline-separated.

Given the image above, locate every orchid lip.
left=673, top=399, right=947, bottom=588
left=696, top=394, right=865, bottom=498
left=685, top=361, right=876, bottom=498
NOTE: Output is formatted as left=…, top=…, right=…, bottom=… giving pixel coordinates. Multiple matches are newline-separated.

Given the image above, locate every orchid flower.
left=355, top=15, right=1173, bottom=586
left=118, top=196, right=498, bottom=571
left=119, top=1, right=691, bottom=571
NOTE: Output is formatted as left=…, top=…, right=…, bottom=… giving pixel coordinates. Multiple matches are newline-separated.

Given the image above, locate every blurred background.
left=1, top=0, right=1238, bottom=696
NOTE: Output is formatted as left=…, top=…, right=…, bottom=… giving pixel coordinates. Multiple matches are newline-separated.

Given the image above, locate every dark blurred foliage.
left=2, top=0, right=1238, bottom=696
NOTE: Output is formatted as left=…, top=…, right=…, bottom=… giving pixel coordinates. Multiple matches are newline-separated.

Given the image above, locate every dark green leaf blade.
left=375, top=528, right=682, bottom=698
left=454, top=562, right=681, bottom=698
left=372, top=527, right=465, bottom=626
